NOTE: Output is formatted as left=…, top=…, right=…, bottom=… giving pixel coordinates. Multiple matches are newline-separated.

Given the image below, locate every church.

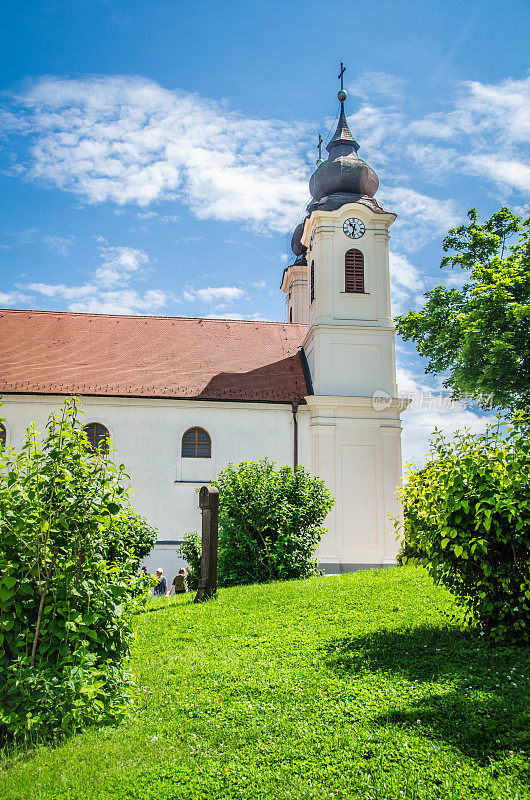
left=0, top=79, right=407, bottom=577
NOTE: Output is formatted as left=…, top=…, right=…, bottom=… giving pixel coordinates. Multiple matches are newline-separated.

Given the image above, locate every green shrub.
left=213, top=459, right=334, bottom=586
left=105, top=505, right=158, bottom=571
left=396, top=416, right=530, bottom=643
left=177, top=531, right=201, bottom=591
left=0, top=398, right=157, bottom=743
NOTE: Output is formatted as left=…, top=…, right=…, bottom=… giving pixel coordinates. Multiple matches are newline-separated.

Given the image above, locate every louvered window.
left=84, top=422, right=109, bottom=453
left=182, top=427, right=211, bottom=458
left=0, top=424, right=5, bottom=447
left=345, top=249, right=364, bottom=293
left=310, top=261, right=315, bottom=303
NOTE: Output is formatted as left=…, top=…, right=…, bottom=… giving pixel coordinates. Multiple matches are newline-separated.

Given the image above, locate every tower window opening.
left=345, top=249, right=364, bottom=293
left=182, top=427, right=211, bottom=458
left=310, top=261, right=315, bottom=303
left=289, top=306, right=293, bottom=323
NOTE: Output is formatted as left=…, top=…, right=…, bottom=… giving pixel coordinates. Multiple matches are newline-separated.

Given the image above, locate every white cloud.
left=1, top=228, right=76, bottom=255
left=381, top=187, right=461, bottom=250
left=204, top=311, right=269, bottom=321
left=410, top=76, right=530, bottom=193
left=348, top=73, right=530, bottom=197
left=2, top=71, right=528, bottom=250
left=348, top=71, right=406, bottom=101
left=42, top=234, right=75, bottom=255
left=463, top=155, right=530, bottom=194
left=26, top=282, right=95, bottom=300
left=396, top=364, right=497, bottom=467
left=68, top=289, right=170, bottom=315
left=183, top=286, right=246, bottom=304
left=6, top=76, right=311, bottom=234
left=19, top=242, right=170, bottom=315
left=0, top=290, right=30, bottom=306
left=95, top=245, right=149, bottom=288
left=457, top=76, right=530, bottom=144
left=389, top=251, right=425, bottom=316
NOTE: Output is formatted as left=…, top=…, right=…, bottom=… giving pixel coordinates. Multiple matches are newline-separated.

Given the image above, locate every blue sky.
left=1, top=0, right=529, bottom=463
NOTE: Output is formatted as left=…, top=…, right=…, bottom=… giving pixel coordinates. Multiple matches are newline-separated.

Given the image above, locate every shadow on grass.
left=322, top=625, right=530, bottom=767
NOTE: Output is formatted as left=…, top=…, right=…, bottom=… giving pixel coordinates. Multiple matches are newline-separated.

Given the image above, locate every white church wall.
left=1, top=392, right=398, bottom=576
left=306, top=396, right=404, bottom=571
left=1, top=394, right=309, bottom=580
left=304, top=325, right=397, bottom=398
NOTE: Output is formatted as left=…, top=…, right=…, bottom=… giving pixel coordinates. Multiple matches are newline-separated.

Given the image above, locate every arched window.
left=84, top=422, right=109, bottom=453
left=310, top=261, right=315, bottom=303
left=345, top=249, right=364, bottom=293
left=0, top=423, right=6, bottom=447
left=182, top=427, right=211, bottom=459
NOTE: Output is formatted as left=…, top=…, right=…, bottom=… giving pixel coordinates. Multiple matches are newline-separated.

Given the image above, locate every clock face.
left=343, top=218, right=365, bottom=239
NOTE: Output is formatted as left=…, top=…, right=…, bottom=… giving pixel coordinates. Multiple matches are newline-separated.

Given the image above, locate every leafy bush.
left=396, top=416, right=530, bottom=643
left=0, top=398, right=157, bottom=743
left=177, top=531, right=201, bottom=591
left=105, top=505, right=158, bottom=571
left=214, top=459, right=334, bottom=586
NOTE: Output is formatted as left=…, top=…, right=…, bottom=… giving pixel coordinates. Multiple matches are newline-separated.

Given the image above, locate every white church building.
left=0, top=84, right=406, bottom=576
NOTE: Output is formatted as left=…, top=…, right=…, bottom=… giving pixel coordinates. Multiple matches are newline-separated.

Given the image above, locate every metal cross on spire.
left=317, top=134, right=323, bottom=160
left=338, top=61, right=346, bottom=91
left=337, top=61, right=348, bottom=103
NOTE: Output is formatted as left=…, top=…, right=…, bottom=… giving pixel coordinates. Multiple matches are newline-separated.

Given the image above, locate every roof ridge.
left=0, top=308, right=308, bottom=327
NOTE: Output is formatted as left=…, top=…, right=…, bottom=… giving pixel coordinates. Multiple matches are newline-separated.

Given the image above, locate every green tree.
left=0, top=398, right=157, bottom=743
left=395, top=207, right=530, bottom=411
left=213, top=459, right=334, bottom=587
left=176, top=531, right=201, bottom=591
left=396, top=416, right=530, bottom=643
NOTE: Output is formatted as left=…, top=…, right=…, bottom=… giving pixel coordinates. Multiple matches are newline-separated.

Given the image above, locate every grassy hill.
left=1, top=566, right=529, bottom=800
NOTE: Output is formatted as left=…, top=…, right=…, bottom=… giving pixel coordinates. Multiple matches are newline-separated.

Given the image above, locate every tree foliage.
left=176, top=531, right=201, bottom=592
left=395, top=207, right=530, bottom=411
left=213, top=459, right=335, bottom=587
left=396, top=416, right=530, bottom=643
left=0, top=398, right=157, bottom=743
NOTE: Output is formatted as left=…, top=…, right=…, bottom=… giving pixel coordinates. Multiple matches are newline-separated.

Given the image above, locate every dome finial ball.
left=338, top=89, right=347, bottom=102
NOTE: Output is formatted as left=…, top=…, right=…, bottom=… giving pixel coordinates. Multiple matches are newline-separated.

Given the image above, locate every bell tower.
left=280, top=223, right=308, bottom=324
left=301, top=198, right=398, bottom=398
left=284, top=65, right=407, bottom=572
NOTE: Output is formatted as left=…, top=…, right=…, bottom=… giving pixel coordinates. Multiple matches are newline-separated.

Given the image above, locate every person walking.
left=171, top=568, right=187, bottom=595
left=153, top=568, right=168, bottom=596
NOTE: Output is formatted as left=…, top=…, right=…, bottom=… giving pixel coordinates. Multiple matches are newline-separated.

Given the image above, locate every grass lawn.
left=1, top=566, right=529, bottom=800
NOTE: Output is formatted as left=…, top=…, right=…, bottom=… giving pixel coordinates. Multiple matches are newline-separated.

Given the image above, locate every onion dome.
left=308, top=93, right=379, bottom=211
left=290, top=221, right=307, bottom=265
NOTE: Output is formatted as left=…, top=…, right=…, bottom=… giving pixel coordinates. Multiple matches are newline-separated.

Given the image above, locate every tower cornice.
left=300, top=202, right=396, bottom=248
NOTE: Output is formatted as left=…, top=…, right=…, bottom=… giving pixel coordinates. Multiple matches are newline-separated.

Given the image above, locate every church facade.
left=0, top=85, right=406, bottom=577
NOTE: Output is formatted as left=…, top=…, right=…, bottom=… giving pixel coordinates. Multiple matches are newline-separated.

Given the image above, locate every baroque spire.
left=307, top=62, right=379, bottom=210
left=326, top=101, right=360, bottom=154
left=290, top=63, right=381, bottom=260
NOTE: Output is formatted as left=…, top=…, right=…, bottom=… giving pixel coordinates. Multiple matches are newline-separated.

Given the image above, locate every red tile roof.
left=0, top=309, right=309, bottom=403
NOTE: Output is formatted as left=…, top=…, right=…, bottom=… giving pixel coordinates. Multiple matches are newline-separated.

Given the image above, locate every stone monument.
left=194, top=485, right=219, bottom=602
